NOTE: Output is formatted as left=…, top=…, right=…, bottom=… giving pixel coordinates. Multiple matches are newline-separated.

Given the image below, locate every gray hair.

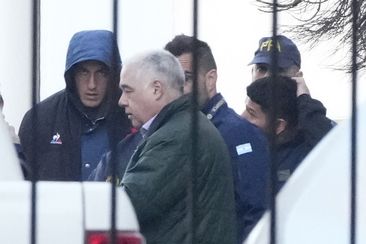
left=125, top=49, right=185, bottom=93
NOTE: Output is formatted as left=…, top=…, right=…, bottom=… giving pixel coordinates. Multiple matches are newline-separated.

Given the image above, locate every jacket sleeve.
left=122, top=138, right=188, bottom=224
left=18, top=109, right=34, bottom=168
left=233, top=134, right=270, bottom=242
left=297, top=94, right=334, bottom=146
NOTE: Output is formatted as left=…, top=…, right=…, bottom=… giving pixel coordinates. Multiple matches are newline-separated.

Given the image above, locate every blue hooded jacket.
left=19, top=30, right=131, bottom=181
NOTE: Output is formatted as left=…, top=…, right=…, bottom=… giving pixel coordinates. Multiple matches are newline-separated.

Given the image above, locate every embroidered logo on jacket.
left=50, top=132, right=62, bottom=145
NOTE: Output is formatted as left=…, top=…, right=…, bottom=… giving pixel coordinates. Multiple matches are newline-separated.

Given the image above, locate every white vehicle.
left=245, top=100, right=366, bottom=244
left=0, top=116, right=145, bottom=244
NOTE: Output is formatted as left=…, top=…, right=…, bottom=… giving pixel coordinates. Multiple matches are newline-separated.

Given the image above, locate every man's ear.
left=204, top=69, right=217, bottom=94
left=152, top=80, right=163, bottom=100
left=276, top=118, right=287, bottom=135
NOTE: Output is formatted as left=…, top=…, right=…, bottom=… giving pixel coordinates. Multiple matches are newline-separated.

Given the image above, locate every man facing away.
left=19, top=30, right=131, bottom=181
left=165, top=35, right=270, bottom=243
left=119, top=49, right=236, bottom=244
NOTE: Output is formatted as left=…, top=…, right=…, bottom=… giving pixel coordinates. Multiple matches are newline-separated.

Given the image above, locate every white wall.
left=1, top=0, right=364, bottom=131
left=0, top=0, right=32, bottom=132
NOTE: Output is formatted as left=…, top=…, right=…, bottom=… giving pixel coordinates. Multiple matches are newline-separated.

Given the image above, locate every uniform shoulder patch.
left=236, top=143, right=252, bottom=155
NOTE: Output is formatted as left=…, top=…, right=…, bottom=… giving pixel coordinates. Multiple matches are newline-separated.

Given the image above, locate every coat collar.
left=145, top=95, right=192, bottom=138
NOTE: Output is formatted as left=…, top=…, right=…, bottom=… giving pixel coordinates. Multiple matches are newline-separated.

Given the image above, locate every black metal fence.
left=27, top=0, right=359, bottom=244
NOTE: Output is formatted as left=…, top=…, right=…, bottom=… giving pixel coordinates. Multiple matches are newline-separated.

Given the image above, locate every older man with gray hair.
left=119, top=50, right=236, bottom=244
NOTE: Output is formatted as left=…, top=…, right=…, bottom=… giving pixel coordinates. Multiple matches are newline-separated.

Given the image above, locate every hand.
left=292, top=75, right=310, bottom=97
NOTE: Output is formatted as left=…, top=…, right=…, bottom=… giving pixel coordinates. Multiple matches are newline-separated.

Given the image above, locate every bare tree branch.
left=256, top=0, right=366, bottom=71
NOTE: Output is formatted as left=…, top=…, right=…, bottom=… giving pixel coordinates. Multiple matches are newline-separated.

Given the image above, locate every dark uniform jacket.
left=276, top=94, right=334, bottom=191
left=19, top=30, right=131, bottom=181
left=202, top=93, right=270, bottom=243
left=122, top=95, right=237, bottom=244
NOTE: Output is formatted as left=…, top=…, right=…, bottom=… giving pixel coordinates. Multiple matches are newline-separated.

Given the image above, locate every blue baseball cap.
left=249, top=35, right=301, bottom=69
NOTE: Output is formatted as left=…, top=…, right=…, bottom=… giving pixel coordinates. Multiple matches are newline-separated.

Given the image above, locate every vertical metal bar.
left=31, top=0, right=41, bottom=105
left=189, top=0, right=199, bottom=243
left=269, top=0, right=279, bottom=244
left=110, top=1, right=119, bottom=244
left=31, top=0, right=41, bottom=244
left=350, top=0, right=358, bottom=243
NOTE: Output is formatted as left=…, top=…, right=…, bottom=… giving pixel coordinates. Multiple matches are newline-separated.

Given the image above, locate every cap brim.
left=248, top=55, right=295, bottom=69
left=248, top=56, right=271, bottom=66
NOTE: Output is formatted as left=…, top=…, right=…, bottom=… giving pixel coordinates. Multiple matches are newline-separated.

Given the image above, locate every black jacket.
left=19, top=30, right=131, bottom=181
left=275, top=94, right=334, bottom=191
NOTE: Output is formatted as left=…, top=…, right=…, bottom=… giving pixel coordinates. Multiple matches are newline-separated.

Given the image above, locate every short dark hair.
left=247, top=76, right=298, bottom=128
left=164, top=34, right=217, bottom=73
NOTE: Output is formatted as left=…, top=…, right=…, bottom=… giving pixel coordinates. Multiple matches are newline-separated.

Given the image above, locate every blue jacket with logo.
left=201, top=93, right=270, bottom=243
left=19, top=30, right=131, bottom=181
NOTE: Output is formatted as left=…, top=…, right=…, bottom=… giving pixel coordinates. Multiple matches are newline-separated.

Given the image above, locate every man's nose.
left=252, top=72, right=267, bottom=82
left=118, top=92, right=127, bottom=107
left=259, top=69, right=271, bottom=79
left=87, top=74, right=97, bottom=89
left=242, top=110, right=250, bottom=121
left=263, top=70, right=271, bottom=77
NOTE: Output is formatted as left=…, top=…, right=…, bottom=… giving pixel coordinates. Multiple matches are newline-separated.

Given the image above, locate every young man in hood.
left=19, top=30, right=131, bottom=181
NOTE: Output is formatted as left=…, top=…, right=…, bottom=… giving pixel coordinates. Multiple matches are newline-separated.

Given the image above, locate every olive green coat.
left=122, top=95, right=237, bottom=244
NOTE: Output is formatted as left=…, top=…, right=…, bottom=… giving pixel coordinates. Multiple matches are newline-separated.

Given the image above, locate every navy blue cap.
left=249, top=35, right=301, bottom=69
